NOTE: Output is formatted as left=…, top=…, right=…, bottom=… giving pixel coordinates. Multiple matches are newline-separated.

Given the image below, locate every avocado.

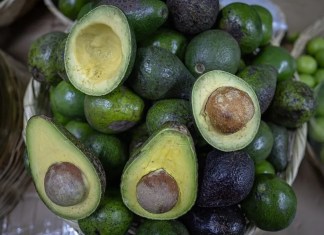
left=255, top=160, right=276, bottom=175
left=55, top=37, right=68, bottom=81
left=146, top=99, right=192, bottom=134
left=65, top=120, right=96, bottom=142
left=84, top=132, right=127, bottom=185
left=84, top=86, right=145, bottom=134
left=77, top=2, right=95, bottom=19
left=65, top=5, right=136, bottom=96
left=241, top=174, right=297, bottom=231
left=129, top=46, right=196, bottom=100
left=181, top=205, right=246, bottom=235
left=25, top=115, right=106, bottom=220
left=252, top=5, right=273, bottom=46
left=96, top=0, right=168, bottom=41
left=58, top=0, right=90, bottom=20
left=266, top=79, right=316, bottom=128
left=50, top=80, right=85, bottom=120
left=49, top=87, right=71, bottom=125
left=243, top=121, right=274, bottom=164
left=136, top=219, right=189, bottom=235
left=197, top=149, right=254, bottom=207
left=217, top=2, right=262, bottom=54
left=121, top=123, right=198, bottom=220
left=253, top=45, right=296, bottom=81
left=78, top=192, right=134, bottom=235
left=28, top=31, right=67, bottom=85
left=140, top=28, right=188, bottom=61
left=185, top=29, right=241, bottom=77
left=191, top=70, right=261, bottom=152
left=267, top=122, right=289, bottom=172
left=166, top=0, right=219, bottom=35
left=237, top=64, right=277, bottom=114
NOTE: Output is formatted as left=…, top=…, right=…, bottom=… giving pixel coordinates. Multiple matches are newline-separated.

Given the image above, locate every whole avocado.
left=28, top=31, right=67, bottom=85
left=166, top=0, right=219, bottom=35
left=136, top=220, right=189, bottom=235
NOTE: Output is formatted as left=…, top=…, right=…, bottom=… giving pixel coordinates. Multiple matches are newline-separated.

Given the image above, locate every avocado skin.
left=55, top=38, right=68, bottom=81
left=129, top=123, right=150, bottom=156
left=96, top=0, right=168, bottom=41
left=267, top=122, right=289, bottom=172
left=136, top=220, right=189, bottom=235
left=266, top=79, right=316, bottom=128
left=129, top=46, right=196, bottom=100
left=238, top=64, right=277, bottom=114
left=181, top=205, right=246, bottom=235
left=28, top=31, right=67, bottom=85
left=197, top=150, right=254, bottom=207
left=78, top=193, right=134, bottom=235
left=166, top=0, right=219, bottom=35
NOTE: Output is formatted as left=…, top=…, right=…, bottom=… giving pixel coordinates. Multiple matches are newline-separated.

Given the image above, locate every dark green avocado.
left=166, top=0, right=219, bottom=35
left=137, top=219, right=189, bottom=235
left=181, top=205, right=246, bottom=235
left=197, top=149, right=255, bottom=207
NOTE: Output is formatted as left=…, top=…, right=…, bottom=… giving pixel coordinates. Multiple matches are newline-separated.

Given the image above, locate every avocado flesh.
left=65, top=5, right=135, bottom=96
left=121, top=124, right=198, bottom=220
left=191, top=70, right=261, bottom=152
left=26, top=115, right=105, bottom=220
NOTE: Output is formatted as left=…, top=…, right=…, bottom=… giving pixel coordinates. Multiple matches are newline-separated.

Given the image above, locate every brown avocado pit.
left=136, top=168, right=179, bottom=214
left=204, top=86, right=255, bottom=134
left=44, top=162, right=88, bottom=207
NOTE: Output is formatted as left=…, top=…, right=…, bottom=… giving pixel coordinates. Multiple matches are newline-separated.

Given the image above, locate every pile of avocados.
left=25, top=0, right=317, bottom=234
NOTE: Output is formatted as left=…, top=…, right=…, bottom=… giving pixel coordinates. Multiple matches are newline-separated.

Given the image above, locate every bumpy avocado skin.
left=238, top=64, right=277, bottom=113
left=266, top=80, right=316, bottom=128
left=55, top=38, right=68, bottom=81
left=181, top=205, right=246, bottom=235
left=197, top=150, right=255, bottom=207
left=136, top=220, right=189, bottom=235
left=166, top=0, right=219, bottom=35
left=96, top=0, right=168, bottom=41
left=129, top=46, right=196, bottom=100
left=28, top=31, right=67, bottom=85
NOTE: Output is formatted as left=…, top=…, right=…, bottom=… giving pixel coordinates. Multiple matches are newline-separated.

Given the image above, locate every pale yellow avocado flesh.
left=65, top=6, right=132, bottom=96
left=121, top=127, right=198, bottom=220
left=26, top=116, right=103, bottom=220
left=192, top=70, right=261, bottom=152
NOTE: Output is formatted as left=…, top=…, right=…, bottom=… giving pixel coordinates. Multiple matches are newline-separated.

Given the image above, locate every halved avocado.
left=65, top=5, right=136, bottom=96
left=121, top=123, right=198, bottom=220
left=191, top=70, right=261, bottom=152
left=26, top=115, right=106, bottom=220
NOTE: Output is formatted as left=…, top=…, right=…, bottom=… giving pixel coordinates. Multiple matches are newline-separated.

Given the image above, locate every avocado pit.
left=204, top=86, right=255, bottom=134
left=44, top=162, right=88, bottom=207
left=136, top=168, right=179, bottom=214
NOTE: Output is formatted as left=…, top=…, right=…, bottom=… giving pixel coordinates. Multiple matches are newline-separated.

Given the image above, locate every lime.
left=315, top=49, right=324, bottom=68
left=314, top=69, right=324, bottom=84
left=306, top=36, right=324, bottom=55
left=255, top=160, right=275, bottom=175
left=296, top=55, right=317, bottom=74
left=299, top=74, right=316, bottom=88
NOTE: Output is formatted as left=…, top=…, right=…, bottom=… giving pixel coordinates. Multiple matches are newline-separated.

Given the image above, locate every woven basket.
left=43, top=0, right=73, bottom=28
left=0, top=50, right=31, bottom=219
left=293, top=16, right=324, bottom=178
left=0, top=0, right=39, bottom=27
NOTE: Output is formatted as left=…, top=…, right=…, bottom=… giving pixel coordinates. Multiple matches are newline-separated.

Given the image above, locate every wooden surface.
left=1, top=1, right=324, bottom=234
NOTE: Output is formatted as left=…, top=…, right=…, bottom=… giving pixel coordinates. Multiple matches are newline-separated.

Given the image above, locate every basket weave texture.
left=0, top=50, right=31, bottom=219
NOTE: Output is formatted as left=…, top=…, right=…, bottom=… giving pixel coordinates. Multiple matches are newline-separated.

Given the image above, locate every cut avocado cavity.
left=121, top=123, right=198, bottom=220
left=191, top=70, right=261, bottom=152
left=65, top=5, right=136, bottom=96
left=26, top=115, right=106, bottom=220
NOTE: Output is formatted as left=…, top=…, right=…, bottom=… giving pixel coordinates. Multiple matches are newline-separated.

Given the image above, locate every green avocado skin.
left=237, top=64, right=277, bottom=113
left=55, top=38, right=68, bottom=81
left=96, top=0, right=168, bottom=41
left=252, top=5, right=273, bottom=46
left=146, top=99, right=192, bottom=134
left=78, top=194, right=134, bottom=235
left=136, top=220, right=189, bottom=235
left=129, top=46, right=196, bottom=100
left=28, top=31, right=67, bottom=85
left=267, top=122, right=289, bottom=172
left=266, top=79, right=316, bottom=128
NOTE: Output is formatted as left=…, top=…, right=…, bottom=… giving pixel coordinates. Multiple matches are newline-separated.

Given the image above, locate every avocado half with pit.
left=191, top=70, right=261, bottom=152
left=65, top=5, right=136, bottom=96
left=26, top=115, right=106, bottom=220
left=121, top=123, right=198, bottom=220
